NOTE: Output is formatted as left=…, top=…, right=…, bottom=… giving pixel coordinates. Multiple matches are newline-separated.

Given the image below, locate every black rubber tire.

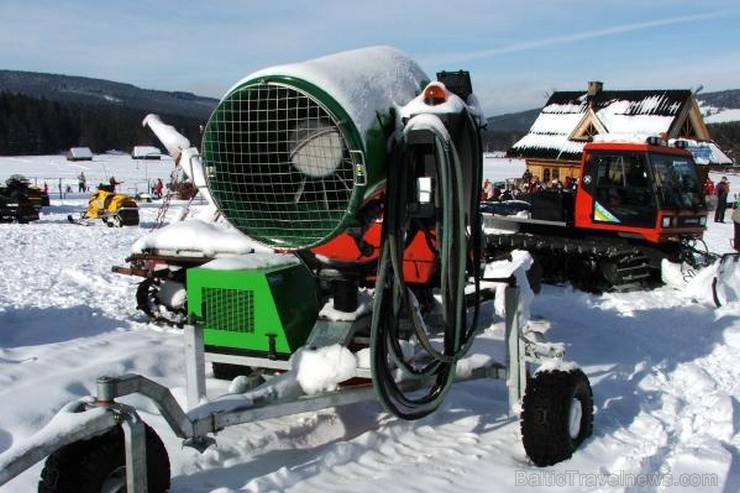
left=520, top=368, right=594, bottom=467
left=38, top=423, right=170, bottom=492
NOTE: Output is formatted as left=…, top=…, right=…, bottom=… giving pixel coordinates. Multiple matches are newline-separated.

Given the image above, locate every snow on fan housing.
left=200, top=46, right=429, bottom=250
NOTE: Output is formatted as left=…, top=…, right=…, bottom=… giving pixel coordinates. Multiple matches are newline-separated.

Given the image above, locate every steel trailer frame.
left=0, top=281, right=533, bottom=492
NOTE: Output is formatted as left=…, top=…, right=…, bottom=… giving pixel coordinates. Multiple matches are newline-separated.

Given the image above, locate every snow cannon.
left=193, top=45, right=497, bottom=420
left=201, top=46, right=434, bottom=254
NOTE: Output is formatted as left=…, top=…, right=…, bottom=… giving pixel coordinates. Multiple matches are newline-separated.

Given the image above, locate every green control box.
left=187, top=259, right=320, bottom=360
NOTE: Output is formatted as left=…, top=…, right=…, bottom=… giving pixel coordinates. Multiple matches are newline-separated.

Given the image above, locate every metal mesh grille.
left=202, top=82, right=356, bottom=249
left=203, top=287, right=254, bottom=333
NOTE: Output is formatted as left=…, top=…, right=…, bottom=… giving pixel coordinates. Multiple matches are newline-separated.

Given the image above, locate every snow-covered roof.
left=508, top=87, right=733, bottom=163
left=67, top=146, right=93, bottom=159
left=131, top=145, right=162, bottom=159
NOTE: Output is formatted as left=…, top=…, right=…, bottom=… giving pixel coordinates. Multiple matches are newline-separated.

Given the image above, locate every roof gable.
left=569, top=109, right=606, bottom=141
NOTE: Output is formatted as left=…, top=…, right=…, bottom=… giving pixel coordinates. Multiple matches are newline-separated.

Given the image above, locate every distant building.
left=508, top=81, right=733, bottom=183
left=132, top=146, right=162, bottom=160
left=66, top=147, right=93, bottom=161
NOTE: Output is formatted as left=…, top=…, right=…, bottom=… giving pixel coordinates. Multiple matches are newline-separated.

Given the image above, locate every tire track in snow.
left=228, top=411, right=504, bottom=492
left=601, top=349, right=735, bottom=492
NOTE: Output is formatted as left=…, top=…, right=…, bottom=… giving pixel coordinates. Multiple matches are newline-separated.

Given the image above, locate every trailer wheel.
left=520, top=368, right=593, bottom=467
left=38, top=423, right=170, bottom=493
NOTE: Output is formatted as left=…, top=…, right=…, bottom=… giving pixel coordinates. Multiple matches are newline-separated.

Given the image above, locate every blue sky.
left=1, top=0, right=739, bottom=116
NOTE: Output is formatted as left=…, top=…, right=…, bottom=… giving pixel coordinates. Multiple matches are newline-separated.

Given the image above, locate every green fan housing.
left=201, top=76, right=390, bottom=251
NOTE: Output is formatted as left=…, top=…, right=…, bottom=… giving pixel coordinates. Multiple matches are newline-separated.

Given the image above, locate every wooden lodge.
left=508, top=81, right=732, bottom=184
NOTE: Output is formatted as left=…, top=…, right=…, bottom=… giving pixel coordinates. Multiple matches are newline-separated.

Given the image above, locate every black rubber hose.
left=370, top=122, right=481, bottom=420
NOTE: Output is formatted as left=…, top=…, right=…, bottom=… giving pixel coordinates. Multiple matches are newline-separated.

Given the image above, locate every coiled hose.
left=370, top=122, right=482, bottom=419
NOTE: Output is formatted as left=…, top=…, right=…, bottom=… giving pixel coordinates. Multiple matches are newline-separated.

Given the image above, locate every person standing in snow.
left=714, top=176, right=730, bottom=223
left=77, top=171, right=87, bottom=193
left=153, top=178, right=164, bottom=198
left=704, top=177, right=717, bottom=210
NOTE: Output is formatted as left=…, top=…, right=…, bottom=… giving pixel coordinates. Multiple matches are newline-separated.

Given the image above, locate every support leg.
left=505, top=285, right=526, bottom=416
left=184, top=322, right=206, bottom=408
left=122, top=413, right=148, bottom=493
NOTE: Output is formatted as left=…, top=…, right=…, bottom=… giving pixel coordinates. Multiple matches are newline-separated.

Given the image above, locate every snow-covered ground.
left=0, top=154, right=739, bottom=492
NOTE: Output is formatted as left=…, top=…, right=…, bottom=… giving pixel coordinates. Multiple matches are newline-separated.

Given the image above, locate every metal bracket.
left=351, top=150, right=367, bottom=186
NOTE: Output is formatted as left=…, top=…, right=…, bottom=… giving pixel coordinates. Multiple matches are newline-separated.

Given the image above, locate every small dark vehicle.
left=0, top=175, right=42, bottom=223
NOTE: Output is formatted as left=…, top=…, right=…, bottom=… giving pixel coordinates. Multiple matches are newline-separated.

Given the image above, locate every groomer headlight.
left=699, top=216, right=707, bottom=226
left=662, top=216, right=672, bottom=228
left=423, top=82, right=449, bottom=105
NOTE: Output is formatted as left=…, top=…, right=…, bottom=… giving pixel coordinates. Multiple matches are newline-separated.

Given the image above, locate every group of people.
left=75, top=172, right=164, bottom=198
left=481, top=170, right=576, bottom=202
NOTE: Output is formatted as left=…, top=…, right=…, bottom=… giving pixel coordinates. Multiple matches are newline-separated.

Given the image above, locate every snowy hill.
left=0, top=70, right=218, bottom=120
left=0, top=155, right=739, bottom=492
